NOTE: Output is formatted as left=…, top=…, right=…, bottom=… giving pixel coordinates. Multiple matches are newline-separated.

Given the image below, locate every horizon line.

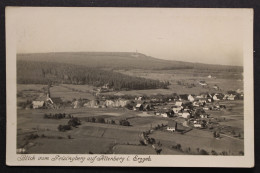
left=16, top=51, right=243, bottom=67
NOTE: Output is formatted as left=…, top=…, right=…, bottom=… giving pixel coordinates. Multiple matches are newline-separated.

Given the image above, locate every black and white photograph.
left=5, top=7, right=254, bottom=167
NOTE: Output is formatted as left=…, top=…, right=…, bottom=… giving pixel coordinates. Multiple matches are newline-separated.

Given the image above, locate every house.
left=194, top=108, right=206, bottom=118
left=203, top=107, right=210, bottom=110
left=144, top=104, right=151, bottom=111
left=134, top=103, right=144, bottom=111
left=167, top=121, right=177, bottom=132
left=97, top=87, right=109, bottom=93
left=207, top=98, right=213, bottom=103
left=192, top=101, right=200, bottom=107
left=137, top=96, right=143, bottom=101
left=32, top=101, right=45, bottom=109
left=223, top=94, right=229, bottom=100
left=227, top=94, right=237, bottom=100
left=213, top=85, right=219, bottom=90
left=198, top=99, right=207, bottom=105
left=199, top=81, right=207, bottom=86
left=102, top=83, right=111, bottom=89
left=179, top=111, right=191, bottom=119
left=175, top=101, right=183, bottom=107
left=194, top=123, right=202, bottom=128
left=213, top=94, right=223, bottom=101
left=72, top=100, right=80, bottom=109
left=156, top=109, right=174, bottom=118
left=105, top=100, right=115, bottom=107
left=188, top=94, right=195, bottom=102
left=236, top=89, right=243, bottom=94
left=116, top=99, right=129, bottom=107
left=200, top=114, right=209, bottom=118
left=84, top=100, right=99, bottom=108
left=172, top=105, right=182, bottom=113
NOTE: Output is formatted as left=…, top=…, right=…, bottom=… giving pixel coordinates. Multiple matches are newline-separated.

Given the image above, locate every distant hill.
left=17, top=52, right=242, bottom=71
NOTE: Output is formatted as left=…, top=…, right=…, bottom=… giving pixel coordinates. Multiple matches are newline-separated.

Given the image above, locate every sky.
left=11, top=7, right=252, bottom=66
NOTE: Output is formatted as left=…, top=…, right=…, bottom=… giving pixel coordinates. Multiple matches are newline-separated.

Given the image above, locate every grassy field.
left=150, top=129, right=243, bottom=155
left=17, top=101, right=244, bottom=155
left=50, top=84, right=95, bottom=101
left=116, top=69, right=243, bottom=95
left=17, top=108, right=169, bottom=154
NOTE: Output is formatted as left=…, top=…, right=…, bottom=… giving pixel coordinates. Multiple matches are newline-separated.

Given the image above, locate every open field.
left=17, top=98, right=244, bottom=155
left=205, top=100, right=244, bottom=134
left=116, top=69, right=243, bottom=94
left=150, top=129, right=243, bottom=155
left=50, top=84, right=95, bottom=101
left=17, top=108, right=170, bottom=154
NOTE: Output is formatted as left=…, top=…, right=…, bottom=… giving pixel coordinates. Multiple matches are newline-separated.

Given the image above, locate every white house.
left=213, top=85, right=219, bottom=90
left=193, top=101, right=200, bottom=107
left=172, top=106, right=182, bottom=113
left=199, top=81, right=207, bottom=86
left=175, top=101, right=183, bottom=107
left=227, top=94, right=237, bottom=100
left=188, top=94, right=195, bottom=102
left=32, top=101, right=45, bottom=109
left=213, top=94, right=222, bottom=101
left=161, top=113, right=168, bottom=118
left=200, top=114, right=209, bottom=118
left=134, top=103, right=144, bottom=111
left=181, top=111, right=190, bottom=119
left=137, top=96, right=143, bottom=101
left=194, top=123, right=202, bottom=128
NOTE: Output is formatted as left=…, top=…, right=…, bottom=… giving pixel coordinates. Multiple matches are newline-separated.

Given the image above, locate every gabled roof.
left=32, top=101, right=44, bottom=106
left=136, top=103, right=143, bottom=108
left=175, top=101, right=183, bottom=106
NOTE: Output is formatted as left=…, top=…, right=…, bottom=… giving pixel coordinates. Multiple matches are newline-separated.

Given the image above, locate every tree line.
left=17, top=60, right=169, bottom=90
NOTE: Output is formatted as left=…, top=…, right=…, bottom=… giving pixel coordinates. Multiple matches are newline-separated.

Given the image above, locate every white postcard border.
left=5, top=7, right=254, bottom=167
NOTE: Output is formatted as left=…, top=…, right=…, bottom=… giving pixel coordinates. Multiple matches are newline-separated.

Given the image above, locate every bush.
left=172, top=144, right=182, bottom=151
left=176, top=144, right=182, bottom=150
left=97, top=117, right=105, bottom=123
left=211, top=150, right=218, bottom=155
left=119, top=120, right=130, bottom=126
left=139, top=140, right=146, bottom=146
left=220, top=151, right=228, bottom=155
left=26, top=134, right=39, bottom=140
left=199, top=149, right=209, bottom=155
left=239, top=151, right=244, bottom=155
left=58, top=124, right=71, bottom=132
left=68, top=117, right=81, bottom=127
left=91, top=117, right=96, bottom=123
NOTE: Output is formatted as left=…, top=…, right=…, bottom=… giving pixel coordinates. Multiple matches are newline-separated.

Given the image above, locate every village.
left=29, top=80, right=244, bottom=136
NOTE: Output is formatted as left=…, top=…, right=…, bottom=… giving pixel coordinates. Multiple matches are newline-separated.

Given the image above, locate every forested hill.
left=17, top=52, right=243, bottom=71
left=17, top=60, right=169, bottom=90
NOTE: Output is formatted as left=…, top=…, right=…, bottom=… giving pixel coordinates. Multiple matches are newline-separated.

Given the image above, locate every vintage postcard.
left=6, top=7, right=254, bottom=167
